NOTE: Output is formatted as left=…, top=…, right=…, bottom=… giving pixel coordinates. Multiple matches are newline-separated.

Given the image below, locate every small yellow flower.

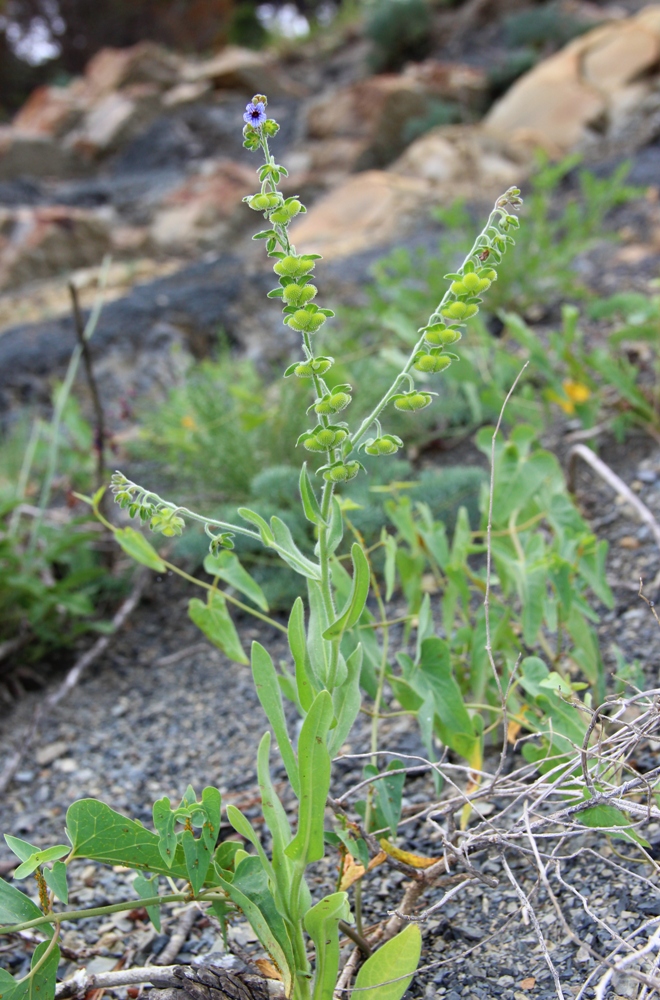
left=181, top=414, right=196, bottom=430
left=548, top=380, right=591, bottom=415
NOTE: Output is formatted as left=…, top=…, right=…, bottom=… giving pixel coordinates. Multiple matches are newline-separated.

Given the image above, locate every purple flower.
left=243, top=101, right=267, bottom=127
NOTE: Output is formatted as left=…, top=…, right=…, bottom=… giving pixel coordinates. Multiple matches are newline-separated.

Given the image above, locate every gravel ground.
left=1, top=429, right=659, bottom=1000
left=2, top=178, right=660, bottom=1000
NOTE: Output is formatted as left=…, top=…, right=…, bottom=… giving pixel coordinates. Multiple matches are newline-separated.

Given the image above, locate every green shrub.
left=364, top=0, right=432, bottom=71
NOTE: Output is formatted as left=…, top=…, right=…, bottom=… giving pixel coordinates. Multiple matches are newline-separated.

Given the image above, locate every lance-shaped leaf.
left=288, top=598, right=316, bottom=714
left=304, top=892, right=350, bottom=1000
left=114, top=527, right=166, bottom=571
left=226, top=805, right=276, bottom=887
left=133, top=873, right=161, bottom=930
left=285, top=691, right=333, bottom=865
left=199, top=787, right=222, bottom=854
left=299, top=463, right=325, bottom=526
left=188, top=592, right=247, bottom=665
left=13, top=846, right=70, bottom=880
left=328, top=645, right=362, bottom=757
left=353, top=924, right=421, bottom=1000
left=217, top=857, right=295, bottom=997
left=238, top=507, right=274, bottom=544
left=42, top=861, right=68, bottom=903
left=270, top=516, right=322, bottom=580
left=256, top=733, right=302, bottom=917
left=252, top=643, right=299, bottom=798
left=152, top=798, right=177, bottom=868
left=182, top=830, right=212, bottom=895
left=323, top=543, right=370, bottom=639
left=203, top=551, right=268, bottom=611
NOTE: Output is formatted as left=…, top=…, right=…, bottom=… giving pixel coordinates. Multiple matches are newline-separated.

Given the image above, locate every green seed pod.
left=282, top=283, right=317, bottom=306
left=288, top=309, right=327, bottom=333
left=461, top=272, right=482, bottom=292
left=323, top=461, right=360, bottom=483
left=292, top=356, right=334, bottom=377
left=314, top=391, right=351, bottom=414
left=300, top=433, right=326, bottom=452
left=393, top=391, right=433, bottom=412
left=274, top=255, right=315, bottom=278
left=413, top=353, right=452, bottom=374
left=249, top=192, right=280, bottom=211
left=442, top=301, right=478, bottom=321
left=479, top=267, right=497, bottom=282
left=425, top=326, right=462, bottom=346
left=450, top=281, right=467, bottom=295
left=364, top=434, right=403, bottom=456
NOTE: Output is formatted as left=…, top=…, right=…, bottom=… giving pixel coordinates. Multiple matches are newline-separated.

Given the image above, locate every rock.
left=162, top=80, right=212, bottom=108
left=0, top=206, right=112, bottom=290
left=390, top=124, right=535, bottom=197
left=65, top=85, right=163, bottom=159
left=84, top=42, right=182, bottom=100
left=35, top=740, right=70, bottom=766
left=11, top=83, right=86, bottom=138
left=150, top=159, right=254, bottom=248
left=289, top=169, right=430, bottom=259
left=182, top=45, right=301, bottom=98
left=485, top=5, right=660, bottom=155
left=0, top=129, right=85, bottom=180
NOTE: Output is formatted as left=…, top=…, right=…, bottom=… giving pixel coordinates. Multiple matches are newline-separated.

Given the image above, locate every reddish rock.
left=182, top=45, right=302, bottom=97
left=150, top=160, right=255, bottom=248
left=12, top=83, right=86, bottom=138
left=85, top=42, right=181, bottom=99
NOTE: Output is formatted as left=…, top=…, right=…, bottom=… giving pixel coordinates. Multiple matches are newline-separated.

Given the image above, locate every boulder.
left=485, top=4, right=660, bottom=154
left=11, top=83, right=86, bottom=138
left=64, top=85, right=163, bottom=159
left=304, top=67, right=485, bottom=169
left=289, top=170, right=430, bottom=259
left=84, top=42, right=182, bottom=99
left=389, top=124, right=535, bottom=197
left=0, top=206, right=112, bottom=291
left=182, top=46, right=301, bottom=97
left=150, top=160, right=254, bottom=248
left=0, top=129, right=86, bottom=180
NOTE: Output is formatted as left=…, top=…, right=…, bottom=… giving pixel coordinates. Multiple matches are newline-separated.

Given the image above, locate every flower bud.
left=393, top=391, right=434, bottom=411
left=282, top=283, right=317, bottom=306
left=274, top=256, right=315, bottom=278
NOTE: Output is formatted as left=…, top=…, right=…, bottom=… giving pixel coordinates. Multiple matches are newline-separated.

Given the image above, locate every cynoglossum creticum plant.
left=0, top=97, right=521, bottom=1000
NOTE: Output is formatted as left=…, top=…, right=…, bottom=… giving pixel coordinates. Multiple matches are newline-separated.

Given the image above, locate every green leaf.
left=225, top=806, right=276, bottom=887
left=4, top=837, right=37, bottom=864
left=328, top=645, right=362, bottom=757
left=203, top=551, right=268, bottom=612
left=182, top=831, right=212, bottom=895
left=152, top=798, right=177, bottom=868
left=327, top=497, right=343, bottom=554
left=217, top=858, right=295, bottom=996
left=288, top=598, right=316, bottom=713
left=300, top=463, right=325, bottom=526
left=28, top=940, right=60, bottom=1000
left=383, top=532, right=397, bottom=602
left=285, top=691, right=333, bottom=865
left=133, top=873, right=161, bottom=930
left=361, top=761, right=405, bottom=838
left=353, top=924, right=421, bottom=1000
left=66, top=799, right=196, bottom=881
left=323, top=543, right=370, bottom=639
left=13, top=846, right=69, bottom=880
left=238, top=507, right=274, bottom=545
left=304, top=892, right=350, bottom=1000
left=42, top=862, right=68, bottom=904
left=199, top=787, right=222, bottom=854
left=256, top=733, right=299, bottom=916
left=188, top=592, right=247, bottom=665
left=578, top=804, right=649, bottom=846
left=0, top=876, right=50, bottom=935
left=114, top=527, right=166, bottom=571
left=270, top=516, right=322, bottom=580
left=251, top=643, right=299, bottom=798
